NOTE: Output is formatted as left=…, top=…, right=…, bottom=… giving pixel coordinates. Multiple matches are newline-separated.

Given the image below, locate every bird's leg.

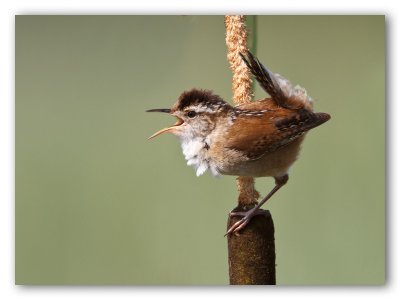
left=226, top=174, right=289, bottom=236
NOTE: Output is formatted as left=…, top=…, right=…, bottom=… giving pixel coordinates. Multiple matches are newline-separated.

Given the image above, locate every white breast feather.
left=179, top=137, right=219, bottom=177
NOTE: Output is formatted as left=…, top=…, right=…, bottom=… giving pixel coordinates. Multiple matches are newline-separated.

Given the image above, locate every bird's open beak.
left=146, top=108, right=184, bottom=139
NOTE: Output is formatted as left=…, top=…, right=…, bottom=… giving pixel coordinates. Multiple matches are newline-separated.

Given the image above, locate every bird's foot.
left=225, top=208, right=268, bottom=236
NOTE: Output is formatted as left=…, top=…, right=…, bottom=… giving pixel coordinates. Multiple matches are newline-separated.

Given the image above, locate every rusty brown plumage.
left=225, top=101, right=330, bottom=161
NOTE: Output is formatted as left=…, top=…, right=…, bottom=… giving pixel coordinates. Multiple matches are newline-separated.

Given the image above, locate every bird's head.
left=147, top=89, right=231, bottom=140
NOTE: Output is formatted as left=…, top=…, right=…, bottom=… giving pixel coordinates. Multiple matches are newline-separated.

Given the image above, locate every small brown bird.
left=147, top=50, right=330, bottom=235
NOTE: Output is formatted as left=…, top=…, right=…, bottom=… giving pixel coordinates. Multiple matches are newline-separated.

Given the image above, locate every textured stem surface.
left=225, top=15, right=276, bottom=285
left=227, top=208, right=276, bottom=285
left=225, top=15, right=258, bottom=205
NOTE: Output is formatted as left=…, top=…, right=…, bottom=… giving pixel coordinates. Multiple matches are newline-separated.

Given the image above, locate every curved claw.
left=225, top=209, right=269, bottom=236
left=225, top=217, right=250, bottom=236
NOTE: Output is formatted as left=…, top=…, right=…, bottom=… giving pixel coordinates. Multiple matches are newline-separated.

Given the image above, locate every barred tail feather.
left=240, top=50, right=313, bottom=111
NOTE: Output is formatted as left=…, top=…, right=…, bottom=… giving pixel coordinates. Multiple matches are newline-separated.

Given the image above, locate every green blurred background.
left=15, top=15, right=385, bottom=285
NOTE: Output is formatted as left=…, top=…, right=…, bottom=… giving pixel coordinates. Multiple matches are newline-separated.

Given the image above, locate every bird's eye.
left=187, top=111, right=197, bottom=118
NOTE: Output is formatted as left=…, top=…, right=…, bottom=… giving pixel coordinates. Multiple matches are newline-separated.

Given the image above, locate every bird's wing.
left=225, top=108, right=330, bottom=160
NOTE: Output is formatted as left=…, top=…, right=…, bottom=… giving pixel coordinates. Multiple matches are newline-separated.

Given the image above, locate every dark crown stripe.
left=177, top=89, right=230, bottom=111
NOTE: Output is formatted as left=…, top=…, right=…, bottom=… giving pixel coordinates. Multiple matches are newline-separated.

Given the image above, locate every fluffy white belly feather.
left=179, top=137, right=220, bottom=177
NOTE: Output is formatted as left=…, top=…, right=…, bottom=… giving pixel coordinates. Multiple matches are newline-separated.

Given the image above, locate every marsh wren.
left=147, top=50, right=330, bottom=235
